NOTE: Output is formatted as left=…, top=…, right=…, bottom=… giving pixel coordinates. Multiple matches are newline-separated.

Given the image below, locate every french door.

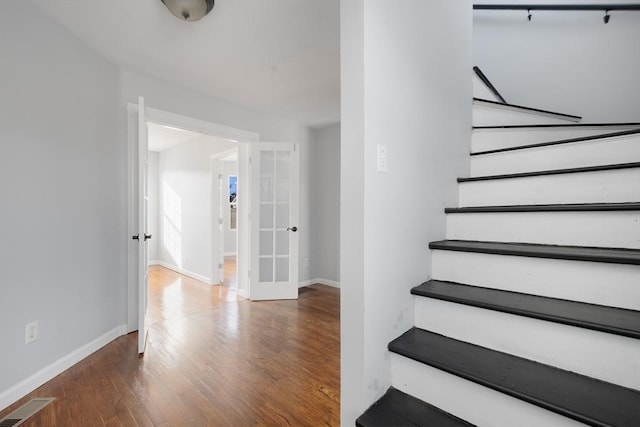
left=250, top=143, right=299, bottom=300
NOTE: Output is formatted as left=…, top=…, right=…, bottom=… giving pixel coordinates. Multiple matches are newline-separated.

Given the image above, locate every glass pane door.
left=251, top=143, right=298, bottom=300
left=259, top=150, right=291, bottom=283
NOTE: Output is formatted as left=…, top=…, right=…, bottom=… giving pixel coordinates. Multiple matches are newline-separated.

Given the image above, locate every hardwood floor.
left=0, top=266, right=340, bottom=426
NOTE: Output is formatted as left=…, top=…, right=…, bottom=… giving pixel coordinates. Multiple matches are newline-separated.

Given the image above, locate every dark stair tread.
left=473, top=97, right=582, bottom=121
left=457, top=161, right=640, bottom=183
left=389, top=328, right=640, bottom=427
left=412, top=280, right=640, bottom=339
left=429, top=240, right=640, bottom=265
left=445, top=202, right=640, bottom=213
left=356, top=387, right=475, bottom=427
left=471, top=128, right=640, bottom=156
left=474, top=122, right=640, bottom=130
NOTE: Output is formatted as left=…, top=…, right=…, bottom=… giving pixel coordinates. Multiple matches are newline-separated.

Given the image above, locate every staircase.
left=357, top=69, right=640, bottom=426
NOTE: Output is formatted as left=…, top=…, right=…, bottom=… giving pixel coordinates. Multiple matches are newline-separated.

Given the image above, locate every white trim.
left=237, top=288, right=250, bottom=299
left=317, top=279, right=340, bottom=288
left=299, top=278, right=341, bottom=289
left=298, top=279, right=316, bottom=288
left=0, top=325, right=127, bottom=411
left=155, top=261, right=216, bottom=285
left=149, top=259, right=161, bottom=266
left=223, top=252, right=237, bottom=257
left=128, top=104, right=260, bottom=143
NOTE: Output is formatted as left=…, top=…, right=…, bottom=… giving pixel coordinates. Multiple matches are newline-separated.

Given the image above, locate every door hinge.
left=219, top=218, right=223, bottom=225
left=218, top=173, right=223, bottom=180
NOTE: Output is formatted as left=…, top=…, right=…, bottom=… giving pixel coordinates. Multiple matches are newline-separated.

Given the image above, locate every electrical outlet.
left=304, top=257, right=309, bottom=266
left=25, top=321, right=38, bottom=344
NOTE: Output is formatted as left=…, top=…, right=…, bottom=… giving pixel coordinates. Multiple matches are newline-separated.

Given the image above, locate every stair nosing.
left=444, top=202, right=640, bottom=213
left=411, top=280, right=640, bottom=339
left=473, top=97, right=582, bottom=121
left=470, top=128, right=640, bottom=156
left=473, top=122, right=640, bottom=130
left=356, top=387, right=475, bottom=427
left=428, top=240, right=640, bottom=265
left=457, top=161, right=640, bottom=183
left=389, top=328, right=640, bottom=427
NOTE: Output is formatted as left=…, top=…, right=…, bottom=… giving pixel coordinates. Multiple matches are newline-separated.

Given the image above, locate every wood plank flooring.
left=0, top=266, right=340, bottom=426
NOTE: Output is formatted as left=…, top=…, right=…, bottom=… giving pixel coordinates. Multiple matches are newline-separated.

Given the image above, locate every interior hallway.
left=0, top=266, right=340, bottom=426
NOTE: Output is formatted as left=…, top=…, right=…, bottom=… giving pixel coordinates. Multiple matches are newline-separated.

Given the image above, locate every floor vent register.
left=0, top=398, right=55, bottom=427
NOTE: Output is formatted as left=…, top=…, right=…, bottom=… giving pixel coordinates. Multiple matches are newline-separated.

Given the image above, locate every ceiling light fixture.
left=161, top=0, right=214, bottom=22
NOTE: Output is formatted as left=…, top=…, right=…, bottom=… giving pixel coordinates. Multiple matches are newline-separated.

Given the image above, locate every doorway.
left=127, top=104, right=302, bottom=338
left=126, top=105, right=259, bottom=334
left=210, top=150, right=240, bottom=292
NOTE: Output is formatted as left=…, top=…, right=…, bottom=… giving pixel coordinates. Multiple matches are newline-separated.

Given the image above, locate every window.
left=229, top=175, right=237, bottom=230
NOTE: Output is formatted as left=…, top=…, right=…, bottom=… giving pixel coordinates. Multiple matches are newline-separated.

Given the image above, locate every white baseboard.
left=155, top=261, right=214, bottom=285
left=299, top=278, right=340, bottom=289
left=317, top=278, right=340, bottom=288
left=0, top=324, right=127, bottom=411
left=223, top=252, right=237, bottom=257
left=237, top=288, right=249, bottom=299
left=149, top=259, right=161, bottom=266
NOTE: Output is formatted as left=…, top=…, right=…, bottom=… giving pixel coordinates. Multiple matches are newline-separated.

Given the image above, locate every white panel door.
left=250, top=143, right=299, bottom=300
left=137, top=96, right=150, bottom=354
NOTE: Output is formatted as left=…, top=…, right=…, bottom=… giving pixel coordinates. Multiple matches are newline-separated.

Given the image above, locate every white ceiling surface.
left=148, top=122, right=205, bottom=152
left=32, top=0, right=340, bottom=128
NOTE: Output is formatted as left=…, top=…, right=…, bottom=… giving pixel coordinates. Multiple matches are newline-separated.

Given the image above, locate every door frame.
left=210, top=148, right=239, bottom=287
left=126, top=105, right=259, bottom=332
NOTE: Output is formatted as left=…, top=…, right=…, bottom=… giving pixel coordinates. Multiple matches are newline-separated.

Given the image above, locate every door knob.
left=132, top=234, right=139, bottom=240
left=287, top=226, right=297, bottom=232
left=144, top=233, right=152, bottom=241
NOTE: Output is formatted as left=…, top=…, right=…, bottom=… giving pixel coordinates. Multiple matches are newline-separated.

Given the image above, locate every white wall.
left=223, top=161, right=238, bottom=255
left=311, top=124, right=341, bottom=284
left=340, top=1, right=472, bottom=425
left=156, top=135, right=235, bottom=282
left=473, top=0, right=640, bottom=122
left=148, top=151, right=160, bottom=262
left=0, top=0, right=124, bottom=406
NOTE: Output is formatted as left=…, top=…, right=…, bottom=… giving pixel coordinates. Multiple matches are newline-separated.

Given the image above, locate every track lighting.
left=161, top=0, right=215, bottom=22
left=603, top=10, right=610, bottom=24
left=527, top=9, right=532, bottom=21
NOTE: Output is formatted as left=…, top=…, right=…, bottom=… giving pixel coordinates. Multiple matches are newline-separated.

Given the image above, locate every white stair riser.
left=414, top=298, right=640, bottom=389
left=459, top=168, right=640, bottom=206
left=472, top=126, right=640, bottom=153
left=470, top=134, right=640, bottom=176
left=473, top=103, right=580, bottom=126
left=473, top=74, right=502, bottom=103
left=391, top=354, right=584, bottom=427
left=446, top=211, right=640, bottom=249
left=431, top=250, right=640, bottom=310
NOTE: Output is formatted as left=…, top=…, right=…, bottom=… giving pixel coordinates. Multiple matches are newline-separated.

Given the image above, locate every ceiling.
left=148, top=122, right=204, bottom=152
left=32, top=0, right=341, bottom=128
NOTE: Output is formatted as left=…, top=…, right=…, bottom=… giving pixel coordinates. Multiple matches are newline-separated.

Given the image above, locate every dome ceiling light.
left=161, top=0, right=215, bottom=22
